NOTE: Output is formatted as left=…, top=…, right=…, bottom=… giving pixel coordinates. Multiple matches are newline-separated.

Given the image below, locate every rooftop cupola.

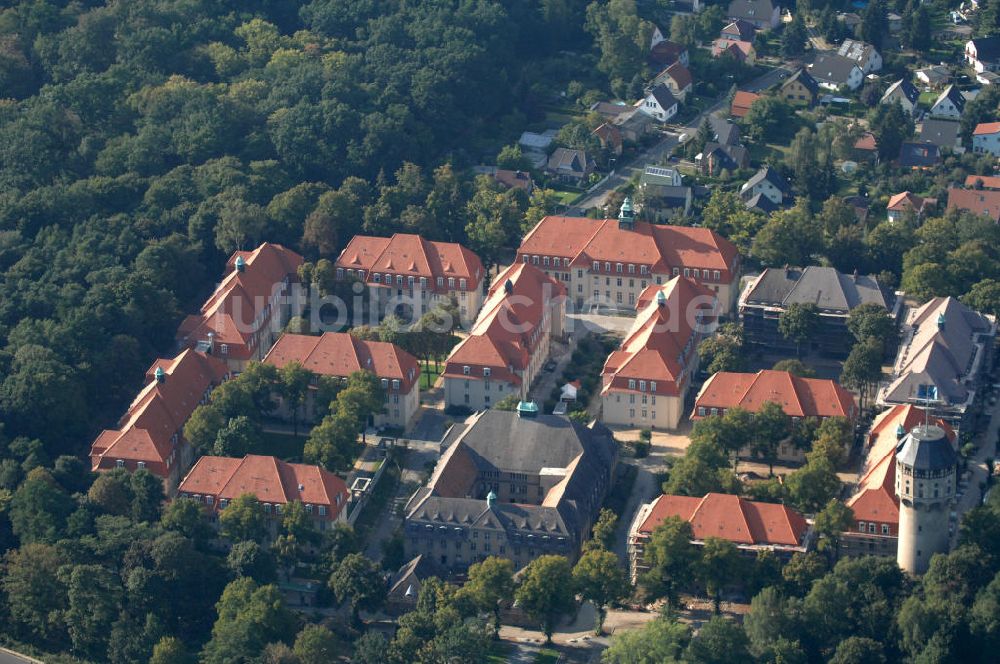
left=618, top=196, right=635, bottom=231
left=516, top=401, right=539, bottom=418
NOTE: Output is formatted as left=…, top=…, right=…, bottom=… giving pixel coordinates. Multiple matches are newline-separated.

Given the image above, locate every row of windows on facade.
left=525, top=255, right=723, bottom=282
left=696, top=406, right=810, bottom=423
left=409, top=524, right=566, bottom=544
left=857, top=521, right=892, bottom=535
left=898, top=478, right=952, bottom=499
left=338, top=267, right=468, bottom=291
left=616, top=393, right=658, bottom=406
left=181, top=492, right=339, bottom=514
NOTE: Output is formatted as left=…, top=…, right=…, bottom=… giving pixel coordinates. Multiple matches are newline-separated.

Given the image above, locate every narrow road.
left=950, top=396, right=1000, bottom=547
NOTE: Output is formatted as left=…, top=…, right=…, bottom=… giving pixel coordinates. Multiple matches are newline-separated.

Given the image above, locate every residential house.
left=886, top=191, right=935, bottom=222
left=601, top=277, right=718, bottom=430
left=546, top=147, right=597, bottom=186
left=919, top=119, right=964, bottom=154
left=693, top=370, right=857, bottom=463
left=650, top=40, right=689, bottom=68
left=629, top=493, right=810, bottom=581
left=966, top=36, right=1000, bottom=73
left=839, top=12, right=863, bottom=32
left=898, top=142, right=941, bottom=169
left=443, top=263, right=565, bottom=411
left=89, top=349, right=230, bottom=496
left=964, top=174, right=1000, bottom=189
left=916, top=65, right=950, bottom=89
left=730, top=90, right=760, bottom=118
left=727, top=0, right=781, bottom=30
left=877, top=296, right=996, bottom=430
left=403, top=408, right=618, bottom=571
left=639, top=84, right=680, bottom=123
left=978, top=70, right=1000, bottom=86
left=651, top=62, right=693, bottom=102
left=745, top=192, right=779, bottom=214
left=853, top=132, right=878, bottom=161
left=494, top=169, right=534, bottom=193
left=701, top=142, right=750, bottom=175
left=178, top=454, right=350, bottom=535
left=709, top=116, right=741, bottom=146
left=590, top=101, right=632, bottom=122
left=517, top=204, right=742, bottom=313
left=640, top=165, right=683, bottom=187
left=712, top=39, right=756, bottom=64
left=592, top=123, right=624, bottom=156
left=637, top=184, right=694, bottom=222
left=176, top=243, right=303, bottom=372
left=780, top=69, right=820, bottom=107
left=947, top=186, right=1000, bottom=221
left=650, top=25, right=667, bottom=50
left=844, top=194, right=871, bottom=225
left=720, top=19, right=757, bottom=42
left=880, top=79, right=920, bottom=115
left=973, top=121, right=1000, bottom=156
left=840, top=405, right=955, bottom=560
left=518, top=130, right=557, bottom=168
left=739, top=166, right=792, bottom=206
left=333, top=233, right=485, bottom=326
left=929, top=85, right=965, bottom=119
left=810, top=54, right=864, bottom=91
left=263, top=332, right=420, bottom=430
left=739, top=266, right=897, bottom=359
left=386, top=555, right=437, bottom=614
left=614, top=108, right=658, bottom=142
left=837, top=39, right=883, bottom=74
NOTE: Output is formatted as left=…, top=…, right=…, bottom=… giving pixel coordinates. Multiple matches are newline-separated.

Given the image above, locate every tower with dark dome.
left=895, top=424, right=958, bottom=574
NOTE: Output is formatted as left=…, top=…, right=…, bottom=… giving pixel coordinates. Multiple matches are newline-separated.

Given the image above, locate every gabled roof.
left=933, top=85, right=966, bottom=114
left=745, top=192, right=778, bottom=214
left=810, top=54, right=862, bottom=85
left=782, top=68, right=820, bottom=96
left=264, top=332, right=420, bottom=392
left=335, top=233, right=483, bottom=292
left=837, top=39, right=879, bottom=64
left=694, top=369, right=856, bottom=419
left=637, top=493, right=809, bottom=547
left=443, top=263, right=565, bottom=381
left=704, top=142, right=749, bottom=170
left=741, top=166, right=792, bottom=196
left=969, top=36, right=1000, bottom=62
left=664, top=62, right=693, bottom=90
left=649, top=40, right=687, bottom=66
left=727, top=0, right=778, bottom=22
left=494, top=169, right=534, bottom=191
left=722, top=19, right=756, bottom=41
left=881, top=79, right=919, bottom=106
left=178, top=454, right=349, bottom=516
left=887, top=191, right=927, bottom=212
left=602, top=277, right=717, bottom=396
left=592, top=123, right=623, bottom=151
left=743, top=266, right=891, bottom=314
left=731, top=90, right=760, bottom=117
left=547, top=147, right=593, bottom=175
left=177, top=243, right=303, bottom=351
left=947, top=187, right=1000, bottom=221
left=963, top=175, right=1000, bottom=190
left=648, top=84, right=679, bottom=110
left=919, top=119, right=961, bottom=149
left=854, top=132, right=877, bottom=152
left=709, top=116, right=740, bottom=146
left=90, top=349, right=230, bottom=471
left=898, top=142, right=940, bottom=168
left=518, top=216, right=740, bottom=275
left=974, top=121, right=1000, bottom=135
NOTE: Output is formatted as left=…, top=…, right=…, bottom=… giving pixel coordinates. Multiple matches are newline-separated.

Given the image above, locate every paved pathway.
left=950, top=396, right=1000, bottom=547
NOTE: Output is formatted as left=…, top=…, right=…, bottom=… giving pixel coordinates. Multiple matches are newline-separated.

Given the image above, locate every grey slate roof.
left=727, top=0, right=777, bottom=22
left=704, top=142, right=749, bottom=170
left=971, top=36, right=1000, bottom=63
left=919, top=119, right=961, bottom=150
left=810, top=54, right=860, bottom=85
left=741, top=166, right=791, bottom=196
left=934, top=85, right=966, bottom=114
left=881, top=79, right=919, bottom=106
left=709, top=115, right=741, bottom=146
left=783, top=68, right=820, bottom=95
left=898, top=142, right=940, bottom=168
left=745, top=266, right=892, bottom=314
left=896, top=425, right=958, bottom=472
left=642, top=184, right=692, bottom=206
left=745, top=191, right=778, bottom=213
left=546, top=148, right=593, bottom=176
left=649, top=84, right=679, bottom=111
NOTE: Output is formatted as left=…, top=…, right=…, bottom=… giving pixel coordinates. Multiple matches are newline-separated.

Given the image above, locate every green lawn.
left=551, top=187, right=582, bottom=205
left=259, top=430, right=308, bottom=461
left=420, top=362, right=443, bottom=389
left=918, top=90, right=938, bottom=108
left=534, top=648, right=561, bottom=664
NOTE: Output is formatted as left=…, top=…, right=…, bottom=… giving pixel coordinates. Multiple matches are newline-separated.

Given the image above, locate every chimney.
left=937, top=313, right=946, bottom=330
left=656, top=290, right=667, bottom=306
left=486, top=490, right=497, bottom=509
left=154, top=367, right=166, bottom=384
left=896, top=423, right=906, bottom=439
left=235, top=255, right=246, bottom=273
left=504, top=279, right=514, bottom=295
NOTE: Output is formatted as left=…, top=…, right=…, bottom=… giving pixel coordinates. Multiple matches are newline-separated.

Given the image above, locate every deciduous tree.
left=514, top=555, right=576, bottom=643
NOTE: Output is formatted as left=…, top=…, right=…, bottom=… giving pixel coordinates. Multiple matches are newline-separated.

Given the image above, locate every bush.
left=634, top=441, right=650, bottom=458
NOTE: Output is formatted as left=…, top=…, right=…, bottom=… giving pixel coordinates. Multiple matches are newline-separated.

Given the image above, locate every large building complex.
left=517, top=203, right=741, bottom=313
left=877, top=296, right=996, bottom=430
left=740, top=266, right=897, bottom=359
left=89, top=349, right=230, bottom=496
left=264, top=332, right=421, bottom=430
left=628, top=492, right=810, bottom=582
left=403, top=407, right=618, bottom=572
left=601, top=277, right=717, bottom=430
left=442, top=263, right=565, bottom=411
left=176, top=243, right=303, bottom=371
left=333, top=233, right=485, bottom=326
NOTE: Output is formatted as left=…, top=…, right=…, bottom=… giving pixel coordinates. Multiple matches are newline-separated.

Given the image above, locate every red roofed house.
left=692, top=369, right=857, bottom=463
left=177, top=243, right=303, bottom=372
left=947, top=187, right=1000, bottom=222
left=443, top=262, right=566, bottom=410
left=652, top=62, right=693, bottom=102
left=886, top=191, right=935, bottom=223
left=90, top=349, right=230, bottom=495
left=592, top=123, right=623, bottom=156
left=840, top=404, right=955, bottom=559
left=517, top=202, right=741, bottom=314
left=964, top=174, right=1000, bottom=190
left=628, top=492, right=811, bottom=581
left=333, top=233, right=485, bottom=327
left=712, top=39, right=756, bottom=64
left=601, top=277, right=718, bottom=430
left=972, top=121, right=1000, bottom=156
left=264, top=332, right=420, bottom=430
left=178, top=454, right=350, bottom=535
left=730, top=90, right=760, bottom=118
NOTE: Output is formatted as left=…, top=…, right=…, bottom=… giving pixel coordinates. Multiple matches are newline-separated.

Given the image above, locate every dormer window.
left=381, top=378, right=389, bottom=389
left=336, top=268, right=344, bottom=279
left=448, top=277, right=456, bottom=288
left=137, top=461, right=146, bottom=470
left=419, top=277, right=427, bottom=288
left=396, top=275, right=404, bottom=286
left=605, top=262, right=611, bottom=272
left=116, top=459, right=125, bottom=468
left=392, top=379, right=400, bottom=390
left=463, top=365, right=471, bottom=375
left=639, top=380, right=647, bottom=391
left=650, top=381, right=657, bottom=392
left=628, top=379, right=636, bottom=389
left=483, top=368, right=491, bottom=377
left=460, top=278, right=467, bottom=289
left=593, top=261, right=600, bottom=272
left=374, top=273, right=381, bottom=283
left=616, top=263, right=623, bottom=273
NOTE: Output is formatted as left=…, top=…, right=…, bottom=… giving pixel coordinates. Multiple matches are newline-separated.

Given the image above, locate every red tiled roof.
left=443, top=263, right=565, bottom=383
left=518, top=216, right=739, bottom=279
left=592, top=123, right=623, bottom=151
left=730, top=91, right=759, bottom=118
left=887, top=191, right=925, bottom=212
left=334, top=233, right=483, bottom=293
left=602, top=278, right=717, bottom=397
left=947, top=187, right=1000, bottom=221
left=638, top=493, right=809, bottom=547
left=693, top=370, right=856, bottom=419
left=264, top=332, right=419, bottom=392
left=854, top=132, right=877, bottom=151
left=964, top=175, right=1000, bottom=190
left=847, top=404, right=955, bottom=527
left=178, top=454, right=349, bottom=518
left=177, top=243, right=303, bottom=358
left=90, top=349, right=230, bottom=474
left=494, top=169, right=533, bottom=191
left=650, top=40, right=686, bottom=66
left=664, top=62, right=692, bottom=90
left=974, top=121, right=1000, bottom=135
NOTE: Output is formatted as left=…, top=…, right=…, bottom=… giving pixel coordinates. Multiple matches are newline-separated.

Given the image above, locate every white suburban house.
left=880, top=79, right=920, bottom=115
left=639, top=84, right=679, bottom=122
left=837, top=39, right=883, bottom=74
left=930, top=85, right=966, bottom=120
left=727, top=0, right=780, bottom=30
left=739, top=166, right=792, bottom=206
left=966, top=36, right=1000, bottom=73
left=973, top=122, right=1000, bottom=156
left=810, top=54, right=864, bottom=91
